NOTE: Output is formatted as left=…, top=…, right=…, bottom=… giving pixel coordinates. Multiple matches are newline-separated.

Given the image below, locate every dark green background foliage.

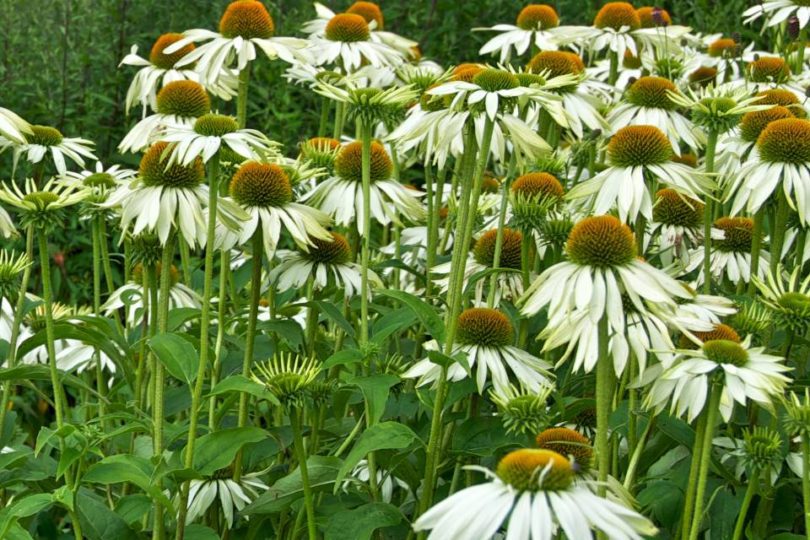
left=1, top=0, right=758, bottom=158
left=0, top=0, right=757, bottom=303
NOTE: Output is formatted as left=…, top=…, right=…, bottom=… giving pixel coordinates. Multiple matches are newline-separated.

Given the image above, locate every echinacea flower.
left=0, top=251, right=30, bottom=300
left=649, top=188, right=704, bottom=266
left=475, top=4, right=561, bottom=63
left=60, top=161, right=138, bottom=214
left=728, top=118, right=810, bottom=224
left=0, top=107, right=31, bottom=145
left=413, top=448, right=658, bottom=540
left=104, top=141, right=244, bottom=247
left=303, top=141, right=425, bottom=231
left=2, top=124, right=96, bottom=176
left=404, top=307, right=554, bottom=394
left=608, top=76, right=704, bottom=151
left=162, top=113, right=278, bottom=165
left=490, top=384, right=552, bottom=436
left=102, top=263, right=202, bottom=327
left=252, top=352, right=320, bottom=410
left=119, top=80, right=211, bottom=154
left=343, top=459, right=410, bottom=504
left=120, top=33, right=236, bottom=115
left=302, top=1, right=417, bottom=58
left=753, top=264, right=810, bottom=334
left=0, top=178, right=88, bottom=232
left=226, top=161, right=332, bottom=258
left=685, top=216, right=769, bottom=285
left=567, top=125, right=714, bottom=223
left=182, top=470, right=268, bottom=529
left=642, top=337, right=791, bottom=422
left=268, top=232, right=381, bottom=298
left=743, top=0, right=810, bottom=29
left=520, top=216, right=693, bottom=374
left=308, top=13, right=404, bottom=71
left=164, top=0, right=312, bottom=85
left=716, top=104, right=794, bottom=175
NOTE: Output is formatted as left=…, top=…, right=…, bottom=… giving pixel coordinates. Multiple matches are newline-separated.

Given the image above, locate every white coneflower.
left=60, top=161, right=138, bottom=214
left=432, top=227, right=526, bottom=305
left=2, top=124, right=96, bottom=176
left=520, top=216, right=693, bottom=373
left=728, top=118, right=810, bottom=225
left=306, top=12, right=406, bottom=71
left=686, top=216, right=769, bottom=286
left=743, top=0, right=810, bottom=29
left=303, top=140, right=424, bottom=232
left=649, top=188, right=704, bottom=266
left=119, top=80, right=211, bottom=154
left=120, top=33, right=236, bottom=115
left=343, top=459, right=410, bottom=504
left=524, top=52, right=611, bottom=138
left=643, top=337, right=791, bottom=422
left=161, top=113, right=278, bottom=165
left=102, top=262, right=202, bottom=327
left=404, top=307, right=554, bottom=394
left=608, top=76, right=704, bottom=151
left=163, top=0, right=312, bottom=85
left=716, top=102, right=794, bottom=175
left=567, top=125, right=714, bottom=223
left=0, top=178, right=88, bottom=232
left=269, top=232, right=380, bottom=298
left=414, top=448, right=657, bottom=540
left=226, top=161, right=332, bottom=258
left=104, top=141, right=244, bottom=248
left=753, top=264, right=810, bottom=335
left=302, top=1, right=418, bottom=58
left=182, top=470, right=268, bottom=529
left=0, top=107, right=31, bottom=144
left=475, top=4, right=561, bottom=63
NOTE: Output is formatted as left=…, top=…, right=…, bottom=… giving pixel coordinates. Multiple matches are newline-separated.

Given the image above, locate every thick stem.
left=731, top=473, right=758, bottom=540
left=687, top=384, right=722, bottom=540
left=771, top=188, right=790, bottom=275
left=91, top=219, right=107, bottom=422
left=701, top=130, right=718, bottom=294
left=424, top=160, right=437, bottom=299
left=234, top=229, right=263, bottom=481
left=236, top=65, right=252, bottom=129
left=177, top=154, right=220, bottom=539
left=595, top=315, right=613, bottom=497
left=208, top=250, right=230, bottom=430
left=680, top=406, right=708, bottom=539
left=486, top=175, right=512, bottom=308
left=359, top=121, right=373, bottom=349
left=608, top=51, right=619, bottom=86
left=747, top=209, right=765, bottom=295
left=304, top=276, right=318, bottom=357
left=291, top=411, right=317, bottom=540
left=38, top=232, right=68, bottom=430
left=801, top=436, right=810, bottom=539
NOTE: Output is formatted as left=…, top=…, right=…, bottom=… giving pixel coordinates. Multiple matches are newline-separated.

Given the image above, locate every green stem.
left=318, top=97, right=331, bottom=137
left=771, top=189, right=790, bottom=275
left=608, top=51, right=619, bottom=86
left=731, top=472, right=758, bottom=540
left=234, top=228, right=263, bottom=481
left=801, top=436, right=810, bottom=539
left=595, top=315, right=612, bottom=497
left=359, top=120, right=373, bottom=349
left=680, top=404, right=707, bottom=539
left=177, top=154, right=220, bottom=539
left=291, top=411, right=317, bottom=540
left=304, top=276, right=318, bottom=356
left=333, top=101, right=346, bottom=139
left=0, top=228, right=34, bottom=435
left=91, top=219, right=108, bottom=422
left=748, top=209, right=765, bottom=295
left=702, top=129, right=718, bottom=294
left=486, top=175, right=512, bottom=308
left=208, top=250, right=230, bottom=430
left=687, top=384, right=722, bottom=540
left=237, top=65, right=252, bottom=129
left=178, top=240, right=193, bottom=286
left=424, top=160, right=437, bottom=300
left=152, top=234, right=175, bottom=540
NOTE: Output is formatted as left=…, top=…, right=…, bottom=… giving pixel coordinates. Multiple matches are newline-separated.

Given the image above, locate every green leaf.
left=323, top=349, right=365, bottom=370
left=148, top=333, right=198, bottom=385
left=324, top=503, right=402, bottom=540
left=184, top=524, right=220, bottom=540
left=193, top=427, right=267, bottom=476
left=451, top=416, right=522, bottom=457
left=0, top=365, right=101, bottom=398
left=258, top=320, right=305, bottom=350
left=207, top=375, right=279, bottom=405
left=345, top=374, right=399, bottom=425
left=167, top=307, right=201, bottom=331
left=335, top=422, right=420, bottom=490
left=371, top=308, right=416, bottom=345
left=708, top=487, right=742, bottom=540
left=83, top=455, right=172, bottom=509
left=75, top=490, right=137, bottom=540
left=244, top=456, right=343, bottom=514
left=376, top=289, right=444, bottom=343
left=315, top=300, right=356, bottom=340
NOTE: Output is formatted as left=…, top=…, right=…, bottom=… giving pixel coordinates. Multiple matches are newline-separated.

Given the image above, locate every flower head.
left=0, top=178, right=87, bottom=232
left=252, top=352, right=320, bottom=410
left=490, top=384, right=552, bottom=436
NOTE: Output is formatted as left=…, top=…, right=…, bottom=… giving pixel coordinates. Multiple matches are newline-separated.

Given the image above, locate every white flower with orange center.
left=164, top=0, right=312, bottom=85
left=685, top=216, right=770, bottom=286
left=642, top=337, right=791, bottom=422
left=404, top=307, right=554, bottom=394
left=118, top=80, right=211, bottom=154
left=120, top=33, right=237, bottom=116
left=413, top=448, right=657, bottom=540
left=475, top=4, right=561, bottom=63
left=307, top=13, right=405, bottom=71
left=303, top=140, right=425, bottom=232
left=743, top=0, right=810, bottom=29
left=567, top=125, right=714, bottom=223
left=0, top=124, right=96, bottom=177
left=649, top=188, right=704, bottom=266
left=727, top=118, right=810, bottom=224
left=302, top=1, right=418, bottom=59
left=520, top=216, right=693, bottom=373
